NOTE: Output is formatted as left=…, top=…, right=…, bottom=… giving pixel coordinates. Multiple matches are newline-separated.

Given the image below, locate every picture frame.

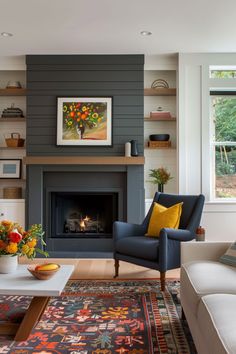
left=0, top=159, right=21, bottom=179
left=57, top=97, right=112, bottom=146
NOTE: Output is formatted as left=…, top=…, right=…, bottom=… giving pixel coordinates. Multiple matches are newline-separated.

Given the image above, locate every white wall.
left=0, top=56, right=25, bottom=70
left=178, top=53, right=236, bottom=241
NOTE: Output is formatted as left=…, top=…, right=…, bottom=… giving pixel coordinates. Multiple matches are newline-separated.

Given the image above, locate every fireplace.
left=51, top=192, right=118, bottom=238
left=27, top=165, right=144, bottom=257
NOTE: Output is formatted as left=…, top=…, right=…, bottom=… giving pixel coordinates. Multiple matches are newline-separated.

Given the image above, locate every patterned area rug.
left=0, top=279, right=196, bottom=354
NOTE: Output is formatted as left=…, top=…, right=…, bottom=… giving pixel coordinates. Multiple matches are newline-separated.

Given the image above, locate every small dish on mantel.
left=27, top=264, right=60, bottom=280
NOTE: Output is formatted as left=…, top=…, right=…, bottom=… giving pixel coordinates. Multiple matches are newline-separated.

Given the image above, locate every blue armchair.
left=113, top=192, right=205, bottom=290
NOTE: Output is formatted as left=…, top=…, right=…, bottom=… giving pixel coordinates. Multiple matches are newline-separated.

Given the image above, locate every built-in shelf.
left=0, top=198, right=25, bottom=201
left=144, top=117, right=176, bottom=121
left=1, top=178, right=25, bottom=181
left=23, top=156, right=145, bottom=165
left=145, top=147, right=176, bottom=150
left=144, top=88, right=176, bottom=96
left=0, top=147, right=25, bottom=150
left=0, top=88, right=27, bottom=96
left=0, top=117, right=26, bottom=122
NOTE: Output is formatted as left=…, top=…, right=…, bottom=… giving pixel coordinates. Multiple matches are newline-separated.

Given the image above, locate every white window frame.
left=207, top=67, right=236, bottom=202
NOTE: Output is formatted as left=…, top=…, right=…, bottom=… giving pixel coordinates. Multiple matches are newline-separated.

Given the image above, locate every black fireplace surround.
left=27, top=165, right=144, bottom=257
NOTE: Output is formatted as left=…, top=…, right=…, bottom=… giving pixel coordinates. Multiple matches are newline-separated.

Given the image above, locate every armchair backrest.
left=144, top=192, right=205, bottom=233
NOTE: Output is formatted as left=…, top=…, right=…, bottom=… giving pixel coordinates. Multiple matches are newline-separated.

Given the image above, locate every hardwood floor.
left=20, top=258, right=180, bottom=280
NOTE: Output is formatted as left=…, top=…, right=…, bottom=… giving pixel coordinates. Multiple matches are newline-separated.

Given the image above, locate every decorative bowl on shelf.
left=149, top=134, right=170, bottom=141
left=6, top=81, right=22, bottom=89
left=27, top=263, right=60, bottom=280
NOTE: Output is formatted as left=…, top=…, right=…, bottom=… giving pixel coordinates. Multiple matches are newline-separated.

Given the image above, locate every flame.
left=80, top=220, right=86, bottom=230
left=80, top=216, right=91, bottom=231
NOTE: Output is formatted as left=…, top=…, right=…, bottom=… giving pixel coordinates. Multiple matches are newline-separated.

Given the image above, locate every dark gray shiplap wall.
left=26, top=55, right=144, bottom=156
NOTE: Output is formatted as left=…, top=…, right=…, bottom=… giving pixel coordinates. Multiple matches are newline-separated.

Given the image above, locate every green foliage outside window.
left=211, top=70, right=236, bottom=78
left=213, top=97, right=236, bottom=142
left=213, top=97, right=236, bottom=186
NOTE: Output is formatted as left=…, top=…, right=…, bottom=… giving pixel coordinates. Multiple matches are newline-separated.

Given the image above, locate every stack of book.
left=1, top=107, right=24, bottom=118
left=150, top=111, right=171, bottom=119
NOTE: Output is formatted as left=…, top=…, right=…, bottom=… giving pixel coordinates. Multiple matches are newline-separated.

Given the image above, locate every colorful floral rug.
left=0, top=279, right=196, bottom=354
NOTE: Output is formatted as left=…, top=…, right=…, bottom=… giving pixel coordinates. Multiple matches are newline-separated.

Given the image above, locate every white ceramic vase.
left=0, top=255, right=18, bottom=273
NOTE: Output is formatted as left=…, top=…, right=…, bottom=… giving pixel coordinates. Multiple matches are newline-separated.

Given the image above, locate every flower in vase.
left=148, top=167, right=173, bottom=189
left=0, top=221, right=48, bottom=259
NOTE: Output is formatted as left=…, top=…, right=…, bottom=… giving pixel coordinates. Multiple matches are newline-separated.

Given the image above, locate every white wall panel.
left=178, top=53, right=236, bottom=241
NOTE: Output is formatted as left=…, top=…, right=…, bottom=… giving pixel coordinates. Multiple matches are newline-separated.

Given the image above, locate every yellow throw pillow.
left=145, top=202, right=183, bottom=237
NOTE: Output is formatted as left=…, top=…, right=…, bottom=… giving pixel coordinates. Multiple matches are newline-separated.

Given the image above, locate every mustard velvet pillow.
left=145, top=202, right=183, bottom=237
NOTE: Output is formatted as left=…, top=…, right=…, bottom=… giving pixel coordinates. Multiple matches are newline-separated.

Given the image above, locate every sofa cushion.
left=181, top=261, right=236, bottom=315
left=219, top=241, right=236, bottom=267
left=197, top=294, right=236, bottom=354
left=116, top=236, right=159, bottom=261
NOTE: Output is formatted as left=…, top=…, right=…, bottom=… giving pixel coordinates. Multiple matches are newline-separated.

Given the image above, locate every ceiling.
left=1, top=0, right=236, bottom=56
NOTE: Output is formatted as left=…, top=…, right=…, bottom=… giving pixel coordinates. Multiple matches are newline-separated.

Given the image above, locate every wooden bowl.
left=27, top=264, right=60, bottom=280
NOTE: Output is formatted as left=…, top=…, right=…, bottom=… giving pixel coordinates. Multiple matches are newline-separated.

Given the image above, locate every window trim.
left=209, top=91, right=236, bottom=201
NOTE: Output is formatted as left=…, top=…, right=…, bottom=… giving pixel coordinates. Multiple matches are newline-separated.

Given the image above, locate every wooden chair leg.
left=181, top=308, right=186, bottom=320
left=114, top=259, right=119, bottom=278
left=160, top=272, right=166, bottom=291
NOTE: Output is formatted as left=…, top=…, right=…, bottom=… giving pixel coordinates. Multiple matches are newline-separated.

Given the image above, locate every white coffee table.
left=0, top=264, right=74, bottom=341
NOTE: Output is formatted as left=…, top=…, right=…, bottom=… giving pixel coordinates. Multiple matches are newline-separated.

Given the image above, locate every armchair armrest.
left=161, top=228, right=193, bottom=241
left=113, top=221, right=146, bottom=241
left=157, top=228, right=194, bottom=272
left=158, top=228, right=192, bottom=272
left=181, top=241, right=232, bottom=264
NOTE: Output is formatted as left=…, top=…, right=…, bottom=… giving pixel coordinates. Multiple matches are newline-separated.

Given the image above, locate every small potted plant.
left=0, top=221, right=48, bottom=273
left=148, top=167, right=172, bottom=192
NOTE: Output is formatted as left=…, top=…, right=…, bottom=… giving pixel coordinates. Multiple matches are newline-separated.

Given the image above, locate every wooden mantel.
left=23, top=156, right=145, bottom=165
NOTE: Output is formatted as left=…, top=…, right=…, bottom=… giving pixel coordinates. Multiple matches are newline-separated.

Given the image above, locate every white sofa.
left=180, top=241, right=236, bottom=354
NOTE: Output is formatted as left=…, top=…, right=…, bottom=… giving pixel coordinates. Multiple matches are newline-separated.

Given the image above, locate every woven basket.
left=3, top=187, right=22, bottom=199
left=148, top=140, right=171, bottom=148
left=5, top=133, right=25, bottom=147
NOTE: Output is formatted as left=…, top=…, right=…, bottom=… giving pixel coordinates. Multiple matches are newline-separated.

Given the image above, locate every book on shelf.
left=150, top=111, right=172, bottom=119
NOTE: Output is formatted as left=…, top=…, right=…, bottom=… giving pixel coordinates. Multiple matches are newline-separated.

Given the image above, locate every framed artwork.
left=0, top=159, right=21, bottom=179
left=57, top=97, right=112, bottom=146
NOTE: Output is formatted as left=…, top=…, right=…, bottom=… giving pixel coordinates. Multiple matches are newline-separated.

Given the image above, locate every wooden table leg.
left=0, top=323, right=20, bottom=336
left=14, top=296, right=50, bottom=341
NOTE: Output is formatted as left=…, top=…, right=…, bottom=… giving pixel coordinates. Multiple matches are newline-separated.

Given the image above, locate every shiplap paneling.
left=26, top=55, right=144, bottom=157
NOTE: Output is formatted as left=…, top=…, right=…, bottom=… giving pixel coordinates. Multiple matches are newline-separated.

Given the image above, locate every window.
left=210, top=94, right=236, bottom=199
left=209, top=65, right=236, bottom=201
left=210, top=66, right=236, bottom=78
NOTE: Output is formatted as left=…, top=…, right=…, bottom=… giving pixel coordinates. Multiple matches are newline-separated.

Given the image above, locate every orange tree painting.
left=57, top=97, right=112, bottom=146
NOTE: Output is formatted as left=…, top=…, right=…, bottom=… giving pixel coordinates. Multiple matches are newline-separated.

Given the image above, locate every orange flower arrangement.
left=63, top=101, right=106, bottom=139
left=0, top=221, right=48, bottom=259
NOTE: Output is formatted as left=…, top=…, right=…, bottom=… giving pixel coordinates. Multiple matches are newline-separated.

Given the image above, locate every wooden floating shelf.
left=145, top=147, right=176, bottom=150
left=0, top=147, right=25, bottom=150
left=1, top=178, right=25, bottom=181
left=23, top=156, right=145, bottom=165
left=0, top=88, right=27, bottom=96
left=144, top=88, right=176, bottom=96
left=0, top=117, right=26, bottom=122
left=144, top=117, right=176, bottom=121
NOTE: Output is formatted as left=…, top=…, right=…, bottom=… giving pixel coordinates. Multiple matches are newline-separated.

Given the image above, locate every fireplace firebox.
left=51, top=192, right=118, bottom=238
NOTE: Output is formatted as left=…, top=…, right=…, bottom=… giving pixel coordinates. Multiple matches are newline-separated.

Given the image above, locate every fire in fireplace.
left=65, top=214, right=105, bottom=234
left=50, top=192, right=118, bottom=238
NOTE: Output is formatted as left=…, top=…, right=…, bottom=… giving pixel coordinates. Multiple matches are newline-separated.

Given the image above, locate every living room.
left=0, top=0, right=236, bottom=353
